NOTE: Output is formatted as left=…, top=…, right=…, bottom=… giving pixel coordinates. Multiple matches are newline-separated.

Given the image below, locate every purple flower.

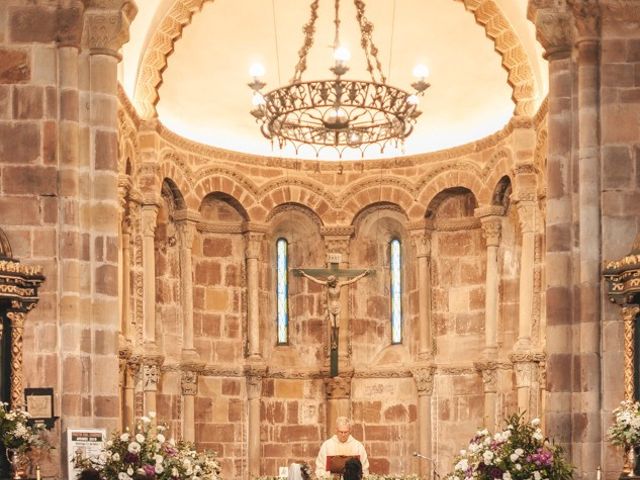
left=124, top=452, right=139, bottom=464
left=142, top=464, right=156, bottom=477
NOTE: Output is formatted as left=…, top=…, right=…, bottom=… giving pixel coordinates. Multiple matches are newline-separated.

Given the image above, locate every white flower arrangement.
left=609, top=400, right=640, bottom=448
left=74, top=413, right=221, bottom=480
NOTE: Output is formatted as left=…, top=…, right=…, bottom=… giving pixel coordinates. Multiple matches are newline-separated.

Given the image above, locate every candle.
left=596, top=466, right=601, bottom=480
left=36, top=465, right=41, bottom=480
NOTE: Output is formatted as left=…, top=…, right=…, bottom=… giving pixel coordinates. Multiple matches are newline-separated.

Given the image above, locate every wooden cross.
left=293, top=253, right=373, bottom=377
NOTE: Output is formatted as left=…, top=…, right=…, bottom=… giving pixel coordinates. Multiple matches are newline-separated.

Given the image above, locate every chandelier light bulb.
left=249, top=62, right=266, bottom=78
left=407, top=94, right=419, bottom=105
left=334, top=46, right=351, bottom=63
left=412, top=64, right=430, bottom=79
left=252, top=92, right=266, bottom=106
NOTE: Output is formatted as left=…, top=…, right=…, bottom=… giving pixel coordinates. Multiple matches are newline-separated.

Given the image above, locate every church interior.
left=0, top=0, right=639, bottom=478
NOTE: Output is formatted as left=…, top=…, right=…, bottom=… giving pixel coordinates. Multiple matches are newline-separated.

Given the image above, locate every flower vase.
left=5, top=448, right=24, bottom=479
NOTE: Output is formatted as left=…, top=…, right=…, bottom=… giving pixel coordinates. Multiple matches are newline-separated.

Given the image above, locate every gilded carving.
left=6, top=312, right=25, bottom=408
left=622, top=306, right=640, bottom=400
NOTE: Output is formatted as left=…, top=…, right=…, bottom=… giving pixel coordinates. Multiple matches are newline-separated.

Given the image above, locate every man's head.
left=327, top=275, right=337, bottom=286
left=335, top=416, right=352, bottom=443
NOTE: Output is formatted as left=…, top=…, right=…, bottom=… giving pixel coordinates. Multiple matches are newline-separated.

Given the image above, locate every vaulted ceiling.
left=120, top=0, right=547, bottom=160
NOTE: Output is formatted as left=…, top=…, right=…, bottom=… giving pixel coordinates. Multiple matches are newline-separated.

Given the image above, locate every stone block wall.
left=196, top=376, right=247, bottom=478
left=352, top=378, right=418, bottom=475
left=260, top=378, right=325, bottom=474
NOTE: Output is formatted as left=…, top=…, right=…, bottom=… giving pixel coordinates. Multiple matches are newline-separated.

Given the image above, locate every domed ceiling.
left=120, top=0, right=547, bottom=161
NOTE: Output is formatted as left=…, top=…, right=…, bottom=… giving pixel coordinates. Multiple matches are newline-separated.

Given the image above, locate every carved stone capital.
left=409, top=229, right=432, bottom=258
left=245, top=231, right=265, bottom=260
left=532, top=7, right=574, bottom=58
left=84, top=2, right=137, bottom=58
left=140, top=205, right=158, bottom=237
left=513, top=361, right=537, bottom=388
left=515, top=201, right=537, bottom=233
left=176, top=220, right=197, bottom=250
left=568, top=0, right=601, bottom=39
left=411, top=366, right=436, bottom=396
left=142, top=363, right=160, bottom=391
left=477, top=214, right=503, bottom=247
left=181, top=370, right=198, bottom=396
left=475, top=361, right=498, bottom=393
left=325, top=372, right=354, bottom=399
left=245, top=364, right=267, bottom=400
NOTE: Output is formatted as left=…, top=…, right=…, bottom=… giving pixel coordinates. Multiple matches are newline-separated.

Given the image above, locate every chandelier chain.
left=333, top=0, right=341, bottom=49
left=354, top=0, right=386, bottom=84
left=291, top=0, right=320, bottom=84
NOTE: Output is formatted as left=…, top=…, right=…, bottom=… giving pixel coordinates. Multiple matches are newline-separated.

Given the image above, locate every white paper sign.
left=66, top=428, right=107, bottom=480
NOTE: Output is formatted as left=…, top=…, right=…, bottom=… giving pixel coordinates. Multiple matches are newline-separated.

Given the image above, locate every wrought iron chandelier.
left=248, top=0, right=431, bottom=157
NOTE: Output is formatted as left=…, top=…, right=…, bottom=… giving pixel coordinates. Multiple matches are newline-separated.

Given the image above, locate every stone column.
left=572, top=2, right=602, bottom=472
left=85, top=0, right=137, bottom=430
left=244, top=225, right=266, bottom=360
left=181, top=369, right=199, bottom=442
left=530, top=2, right=574, bottom=444
left=511, top=353, right=544, bottom=416
left=321, top=227, right=355, bottom=369
left=514, top=183, right=538, bottom=352
left=141, top=204, right=159, bottom=352
left=6, top=311, right=26, bottom=408
left=246, top=365, right=266, bottom=478
left=142, top=360, right=161, bottom=420
left=325, top=371, right=354, bottom=436
left=124, top=357, right=140, bottom=432
left=176, top=212, right=199, bottom=362
left=411, top=366, right=435, bottom=478
left=477, top=363, right=498, bottom=431
left=409, top=224, right=433, bottom=360
left=475, top=207, right=504, bottom=357
left=119, top=178, right=133, bottom=346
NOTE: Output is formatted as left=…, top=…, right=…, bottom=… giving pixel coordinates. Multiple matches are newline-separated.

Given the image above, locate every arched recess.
left=264, top=203, right=325, bottom=363
left=193, top=169, right=259, bottom=221
left=351, top=202, right=413, bottom=361
left=261, top=203, right=327, bottom=460
left=414, top=170, right=487, bottom=220
left=158, top=150, right=198, bottom=209
left=133, top=0, right=537, bottom=120
left=426, top=187, right=484, bottom=358
left=191, top=190, right=247, bottom=455
left=154, top=179, right=186, bottom=433
left=349, top=202, right=416, bottom=475
left=259, top=180, right=336, bottom=224
left=340, top=180, right=415, bottom=224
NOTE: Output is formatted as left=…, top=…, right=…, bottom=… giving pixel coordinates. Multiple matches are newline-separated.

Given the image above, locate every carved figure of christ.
left=294, top=261, right=373, bottom=376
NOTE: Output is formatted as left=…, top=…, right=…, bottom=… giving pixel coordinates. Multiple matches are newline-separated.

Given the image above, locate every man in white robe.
left=315, top=417, right=369, bottom=478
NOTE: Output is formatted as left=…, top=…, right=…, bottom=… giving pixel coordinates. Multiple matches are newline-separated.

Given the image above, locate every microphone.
left=413, top=452, right=432, bottom=461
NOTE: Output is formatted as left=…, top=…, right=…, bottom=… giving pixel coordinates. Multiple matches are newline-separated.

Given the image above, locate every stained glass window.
left=276, top=238, right=289, bottom=344
left=390, top=238, right=402, bottom=344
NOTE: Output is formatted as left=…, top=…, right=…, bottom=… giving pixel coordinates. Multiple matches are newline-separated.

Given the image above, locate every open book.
left=326, top=455, right=360, bottom=474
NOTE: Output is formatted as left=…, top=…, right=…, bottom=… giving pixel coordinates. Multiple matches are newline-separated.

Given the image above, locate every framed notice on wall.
left=66, top=428, right=107, bottom=479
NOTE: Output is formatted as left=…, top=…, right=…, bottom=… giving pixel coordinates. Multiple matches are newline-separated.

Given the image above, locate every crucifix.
left=293, top=253, right=373, bottom=377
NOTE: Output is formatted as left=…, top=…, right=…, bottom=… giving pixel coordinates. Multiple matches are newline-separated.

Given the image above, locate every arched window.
left=276, top=238, right=289, bottom=344
left=390, top=238, right=402, bottom=344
